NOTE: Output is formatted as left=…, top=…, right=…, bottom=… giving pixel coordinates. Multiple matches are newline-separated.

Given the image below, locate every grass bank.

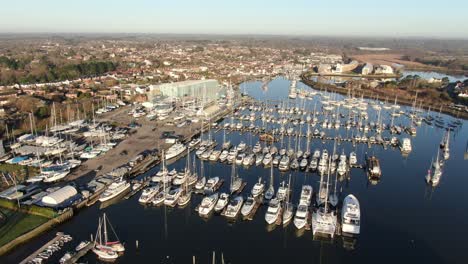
left=0, top=208, right=48, bottom=247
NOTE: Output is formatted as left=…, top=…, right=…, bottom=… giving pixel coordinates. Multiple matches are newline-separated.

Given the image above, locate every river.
left=2, top=77, right=468, bottom=264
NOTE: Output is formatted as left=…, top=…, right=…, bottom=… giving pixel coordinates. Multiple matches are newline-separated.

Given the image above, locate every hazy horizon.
left=1, top=0, right=468, bottom=38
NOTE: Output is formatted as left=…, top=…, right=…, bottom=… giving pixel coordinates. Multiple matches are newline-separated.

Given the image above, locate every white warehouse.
left=41, top=186, right=78, bottom=206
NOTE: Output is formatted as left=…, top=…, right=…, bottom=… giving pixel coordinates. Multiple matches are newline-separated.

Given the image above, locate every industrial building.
left=41, top=185, right=78, bottom=207
left=362, top=63, right=374, bottom=75
left=147, top=79, right=225, bottom=105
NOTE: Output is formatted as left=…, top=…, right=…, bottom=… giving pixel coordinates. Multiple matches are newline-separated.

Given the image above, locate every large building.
left=148, top=79, right=225, bottom=105
left=41, top=185, right=78, bottom=207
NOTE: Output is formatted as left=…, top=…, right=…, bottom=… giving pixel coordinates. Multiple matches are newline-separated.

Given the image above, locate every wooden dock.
left=275, top=208, right=283, bottom=226
left=64, top=242, right=94, bottom=264
left=124, top=180, right=149, bottom=200
left=20, top=232, right=64, bottom=264
left=245, top=201, right=261, bottom=221
left=233, top=182, right=247, bottom=195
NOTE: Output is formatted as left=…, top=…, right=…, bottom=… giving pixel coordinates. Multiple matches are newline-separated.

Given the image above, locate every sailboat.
left=282, top=175, right=294, bottom=225
left=264, top=159, right=275, bottom=200
left=194, top=159, right=206, bottom=191
left=312, top=157, right=338, bottom=238
left=443, top=132, right=450, bottom=160
left=229, top=162, right=242, bottom=194
left=92, top=213, right=124, bottom=260
left=426, top=151, right=443, bottom=186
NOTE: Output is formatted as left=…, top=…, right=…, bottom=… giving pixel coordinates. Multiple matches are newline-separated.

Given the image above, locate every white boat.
left=195, top=176, right=206, bottom=191
left=224, top=196, right=243, bottom=219
left=242, top=153, right=255, bottom=166
left=278, top=156, right=290, bottom=171
left=42, top=168, right=70, bottom=183
left=204, top=177, right=220, bottom=193
left=75, top=241, right=91, bottom=251
left=172, top=171, right=188, bottom=185
left=265, top=198, right=281, bottom=225
left=199, top=193, right=219, bottom=217
left=92, top=213, right=124, bottom=261
left=241, top=196, right=256, bottom=217
left=99, top=178, right=131, bottom=202
left=276, top=181, right=288, bottom=201
left=299, top=185, right=313, bottom=206
left=312, top=206, right=338, bottom=238
left=219, top=150, right=229, bottom=162
left=236, top=141, right=247, bottom=152
left=426, top=152, right=443, bottom=186
left=349, top=152, right=357, bottom=165
left=293, top=204, right=309, bottom=230
left=229, top=162, right=243, bottom=194
left=138, top=185, right=160, bottom=203
left=165, top=143, right=187, bottom=160
left=214, top=193, right=230, bottom=212
left=262, top=153, right=272, bottom=166
left=209, top=150, right=221, bottom=161
left=400, top=138, right=412, bottom=154
left=341, top=194, right=361, bottom=235
left=164, top=187, right=182, bottom=207
left=251, top=178, right=265, bottom=197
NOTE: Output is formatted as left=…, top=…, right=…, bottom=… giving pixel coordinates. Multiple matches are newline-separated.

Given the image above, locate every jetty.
left=19, top=232, right=64, bottom=264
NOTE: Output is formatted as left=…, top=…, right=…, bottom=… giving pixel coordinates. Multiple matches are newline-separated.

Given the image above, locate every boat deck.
left=64, top=242, right=94, bottom=264
left=19, top=232, right=64, bottom=264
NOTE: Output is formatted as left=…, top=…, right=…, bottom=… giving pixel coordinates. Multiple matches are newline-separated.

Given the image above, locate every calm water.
left=2, top=77, right=468, bottom=264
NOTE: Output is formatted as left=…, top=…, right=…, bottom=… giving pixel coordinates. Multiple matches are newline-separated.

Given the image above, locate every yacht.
left=226, top=149, right=238, bottom=163
left=255, top=154, right=264, bottom=166
left=164, top=187, right=182, bottom=207
left=293, top=204, right=309, bottom=230
left=242, top=153, right=255, bottom=167
left=337, top=160, right=347, bottom=176
left=251, top=178, right=265, bottom=197
left=214, top=193, right=230, bottom=212
left=198, top=193, right=219, bottom=217
left=278, top=156, right=290, bottom=172
left=312, top=206, right=338, bottom=238
left=201, top=149, right=213, bottom=160
left=188, top=137, right=201, bottom=149
left=290, top=158, right=299, bottom=170
left=235, top=153, right=245, bottom=165
left=349, top=152, right=357, bottom=165
left=209, top=150, right=221, bottom=161
left=299, top=185, right=313, bottom=206
left=165, top=143, right=187, bottom=160
left=195, top=176, right=206, bottom=191
left=252, top=142, right=262, bottom=153
left=172, top=171, right=188, bottom=185
left=99, top=178, right=131, bottom=202
left=265, top=198, right=281, bottom=225
left=204, top=177, right=220, bottom=194
left=426, top=153, right=442, bottom=186
left=262, top=153, right=273, bottom=166
left=400, top=138, right=412, bottom=154
left=276, top=181, right=288, bottom=201
left=236, top=141, right=247, bottom=152
left=224, top=196, right=243, bottom=219
left=366, top=155, right=381, bottom=179
left=299, top=158, right=308, bottom=170
left=341, top=194, right=361, bottom=235
left=138, top=185, right=160, bottom=203
left=272, top=155, right=281, bottom=167
left=308, top=158, right=318, bottom=171
left=219, top=150, right=229, bottom=162
left=241, top=196, right=256, bottom=217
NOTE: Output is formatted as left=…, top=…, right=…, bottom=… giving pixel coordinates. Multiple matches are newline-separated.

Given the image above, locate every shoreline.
left=300, top=74, right=468, bottom=120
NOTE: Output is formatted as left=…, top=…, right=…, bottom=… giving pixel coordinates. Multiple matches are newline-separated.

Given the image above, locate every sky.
left=1, top=0, right=467, bottom=38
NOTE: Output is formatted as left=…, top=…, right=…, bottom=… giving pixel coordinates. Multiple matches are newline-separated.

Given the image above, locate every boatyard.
left=0, top=77, right=467, bottom=264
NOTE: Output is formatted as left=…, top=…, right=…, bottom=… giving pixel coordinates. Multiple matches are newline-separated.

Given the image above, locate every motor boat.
left=198, top=193, right=219, bottom=217
left=251, top=178, right=265, bottom=197
left=224, top=196, right=243, bottom=219
left=99, top=178, right=130, bottom=202
left=265, top=198, right=281, bottom=225
left=241, top=196, right=256, bottom=217
left=293, top=204, right=309, bottom=230
left=214, top=193, right=229, bottom=212
left=341, top=194, right=361, bottom=235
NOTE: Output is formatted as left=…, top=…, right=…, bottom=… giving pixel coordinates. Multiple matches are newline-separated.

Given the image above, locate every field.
left=351, top=53, right=443, bottom=70
left=0, top=208, right=48, bottom=247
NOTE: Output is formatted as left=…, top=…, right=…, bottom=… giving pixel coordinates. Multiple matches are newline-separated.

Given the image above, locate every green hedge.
left=0, top=199, right=57, bottom=219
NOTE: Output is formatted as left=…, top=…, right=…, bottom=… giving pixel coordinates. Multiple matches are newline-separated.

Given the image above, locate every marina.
left=1, top=77, right=468, bottom=264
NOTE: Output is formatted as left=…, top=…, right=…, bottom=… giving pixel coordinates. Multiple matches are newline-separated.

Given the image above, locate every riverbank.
left=301, top=74, right=468, bottom=120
